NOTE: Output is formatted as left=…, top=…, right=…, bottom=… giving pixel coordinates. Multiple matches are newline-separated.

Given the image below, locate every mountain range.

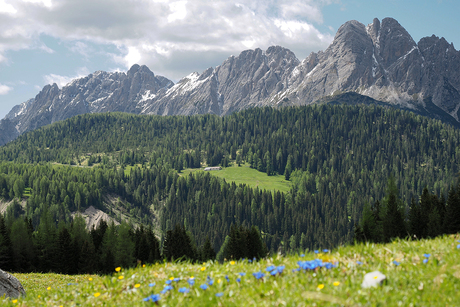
left=1, top=17, right=460, bottom=145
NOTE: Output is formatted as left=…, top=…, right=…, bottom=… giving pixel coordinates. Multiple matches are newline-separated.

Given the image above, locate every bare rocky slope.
left=1, top=17, right=459, bottom=145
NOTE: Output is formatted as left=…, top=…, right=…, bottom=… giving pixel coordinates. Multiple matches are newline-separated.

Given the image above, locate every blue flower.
left=207, top=279, right=214, bottom=286
left=200, top=284, right=208, bottom=290
left=266, top=265, right=276, bottom=272
left=423, top=254, right=431, bottom=258
left=248, top=259, right=252, bottom=263
left=165, top=280, right=172, bottom=285
left=300, top=254, right=305, bottom=257
left=174, top=278, right=181, bottom=283
left=323, top=249, right=329, bottom=253
left=178, top=287, right=189, bottom=293
left=253, top=272, right=265, bottom=280
left=423, top=259, right=429, bottom=264
left=314, top=250, right=319, bottom=254
left=225, top=275, right=229, bottom=282
left=236, top=277, right=241, bottom=283
left=148, top=283, right=155, bottom=287
left=160, top=286, right=173, bottom=294
left=187, top=278, right=195, bottom=286
left=67, top=283, right=78, bottom=286
left=393, top=260, right=400, bottom=266
left=143, top=294, right=161, bottom=302
left=292, top=268, right=301, bottom=272
left=457, top=244, right=460, bottom=249
left=238, top=272, right=246, bottom=276
left=356, top=261, right=363, bottom=265
left=215, top=292, right=224, bottom=297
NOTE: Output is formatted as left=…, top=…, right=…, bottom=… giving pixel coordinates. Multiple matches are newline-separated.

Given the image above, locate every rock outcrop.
left=0, top=269, right=26, bottom=298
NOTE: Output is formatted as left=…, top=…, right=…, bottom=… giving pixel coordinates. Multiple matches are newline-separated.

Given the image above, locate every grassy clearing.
left=182, top=163, right=291, bottom=193
left=6, top=235, right=460, bottom=306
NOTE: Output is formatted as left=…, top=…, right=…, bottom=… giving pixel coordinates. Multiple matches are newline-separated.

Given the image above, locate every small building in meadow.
left=204, top=166, right=222, bottom=171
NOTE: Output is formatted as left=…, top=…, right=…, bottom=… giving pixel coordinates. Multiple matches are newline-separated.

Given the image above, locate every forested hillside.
left=1, top=104, right=459, bottom=257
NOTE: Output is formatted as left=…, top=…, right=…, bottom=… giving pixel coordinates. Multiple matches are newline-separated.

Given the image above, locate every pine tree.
left=443, top=185, right=460, bottom=234
left=382, top=177, right=407, bottom=242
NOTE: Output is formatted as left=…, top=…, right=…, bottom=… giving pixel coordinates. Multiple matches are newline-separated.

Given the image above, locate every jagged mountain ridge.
left=1, top=17, right=460, bottom=145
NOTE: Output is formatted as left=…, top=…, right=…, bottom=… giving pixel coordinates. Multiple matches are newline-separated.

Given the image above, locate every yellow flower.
left=12, top=299, right=17, bottom=303
left=115, top=267, right=121, bottom=272
left=317, top=284, right=324, bottom=290
left=333, top=281, right=340, bottom=286
left=94, top=292, right=101, bottom=297
left=118, top=276, right=124, bottom=280
left=201, top=267, right=206, bottom=271
left=38, top=295, right=41, bottom=298
left=169, top=277, right=175, bottom=280
left=89, top=277, right=93, bottom=281
left=374, top=275, right=378, bottom=279
left=47, top=286, right=51, bottom=291
left=230, top=261, right=236, bottom=265
left=134, top=284, right=141, bottom=288
left=154, top=272, right=159, bottom=277
left=190, top=276, right=194, bottom=279
left=217, top=279, right=222, bottom=284
left=142, top=264, right=146, bottom=268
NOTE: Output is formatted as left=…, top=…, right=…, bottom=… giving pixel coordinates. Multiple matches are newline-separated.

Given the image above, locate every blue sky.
left=0, top=0, right=458, bottom=119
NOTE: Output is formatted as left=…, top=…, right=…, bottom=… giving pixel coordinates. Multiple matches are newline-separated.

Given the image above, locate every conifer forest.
left=0, top=104, right=459, bottom=274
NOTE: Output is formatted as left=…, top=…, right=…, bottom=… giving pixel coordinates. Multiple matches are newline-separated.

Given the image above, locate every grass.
left=182, top=163, right=291, bottom=193
left=6, top=234, right=460, bottom=306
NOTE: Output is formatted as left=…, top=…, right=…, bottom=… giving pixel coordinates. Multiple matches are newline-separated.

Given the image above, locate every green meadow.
left=182, top=164, right=291, bottom=194
left=6, top=234, right=460, bottom=306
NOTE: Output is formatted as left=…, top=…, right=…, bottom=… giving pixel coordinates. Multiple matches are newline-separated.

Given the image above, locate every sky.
left=0, top=0, right=459, bottom=119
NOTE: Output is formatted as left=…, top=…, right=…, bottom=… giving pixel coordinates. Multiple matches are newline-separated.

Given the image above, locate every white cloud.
left=0, top=0, right=17, bottom=14
left=0, top=0, right=336, bottom=80
left=43, top=67, right=89, bottom=87
left=0, top=83, right=13, bottom=94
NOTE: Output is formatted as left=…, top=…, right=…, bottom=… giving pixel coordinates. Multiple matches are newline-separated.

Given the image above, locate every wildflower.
left=149, top=283, right=155, bottom=287
left=423, top=259, right=429, bottom=264
left=314, top=250, right=319, bottom=254
left=323, top=249, right=329, bottom=253
left=94, top=292, right=101, bottom=297
left=239, top=272, right=246, bottom=276
left=178, top=287, right=189, bottom=294
left=333, top=281, right=340, bottom=286
left=200, top=284, right=208, bottom=290
left=142, top=264, right=146, bottom=268
left=187, top=278, right=195, bottom=286
left=47, top=287, right=51, bottom=291
left=165, top=280, right=172, bottom=285
left=12, top=299, right=18, bottom=303
left=160, top=286, right=173, bottom=294
left=356, top=261, right=363, bottom=265
left=201, top=267, right=206, bottom=271
left=173, top=278, right=180, bottom=283
left=266, top=265, right=276, bottom=272
left=143, top=294, right=161, bottom=302
left=317, top=284, right=324, bottom=290
left=88, top=278, right=93, bottom=281
left=423, top=254, right=431, bottom=258
left=67, top=283, right=78, bottom=285
left=236, top=277, right=241, bottom=283
left=393, top=260, right=400, bottom=266
left=230, top=261, right=236, bottom=265
left=457, top=244, right=460, bottom=249
left=115, top=267, right=121, bottom=272
left=225, top=275, right=229, bottom=282
left=248, top=259, right=252, bottom=263
left=208, top=279, right=214, bottom=286
left=118, top=276, right=124, bottom=280
left=253, top=272, right=265, bottom=280
left=217, top=279, right=221, bottom=284
left=300, top=254, right=305, bottom=257
left=292, top=268, right=301, bottom=272
left=216, top=292, right=224, bottom=297
left=134, top=284, right=141, bottom=288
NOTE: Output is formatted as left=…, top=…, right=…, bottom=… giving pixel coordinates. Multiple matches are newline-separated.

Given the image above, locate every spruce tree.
left=443, top=185, right=460, bottom=234
left=382, top=177, right=407, bottom=242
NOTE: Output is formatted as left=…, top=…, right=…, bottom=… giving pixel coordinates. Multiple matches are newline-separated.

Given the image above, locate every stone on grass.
left=0, top=269, right=26, bottom=298
left=361, top=271, right=386, bottom=288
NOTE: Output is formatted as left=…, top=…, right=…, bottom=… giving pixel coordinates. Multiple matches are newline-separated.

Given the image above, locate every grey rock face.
left=1, top=17, right=460, bottom=145
left=0, top=269, right=26, bottom=298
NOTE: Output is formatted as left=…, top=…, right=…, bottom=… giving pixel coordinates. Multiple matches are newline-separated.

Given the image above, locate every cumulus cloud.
left=0, top=0, right=336, bottom=80
left=0, top=83, right=13, bottom=95
left=43, top=67, right=90, bottom=88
